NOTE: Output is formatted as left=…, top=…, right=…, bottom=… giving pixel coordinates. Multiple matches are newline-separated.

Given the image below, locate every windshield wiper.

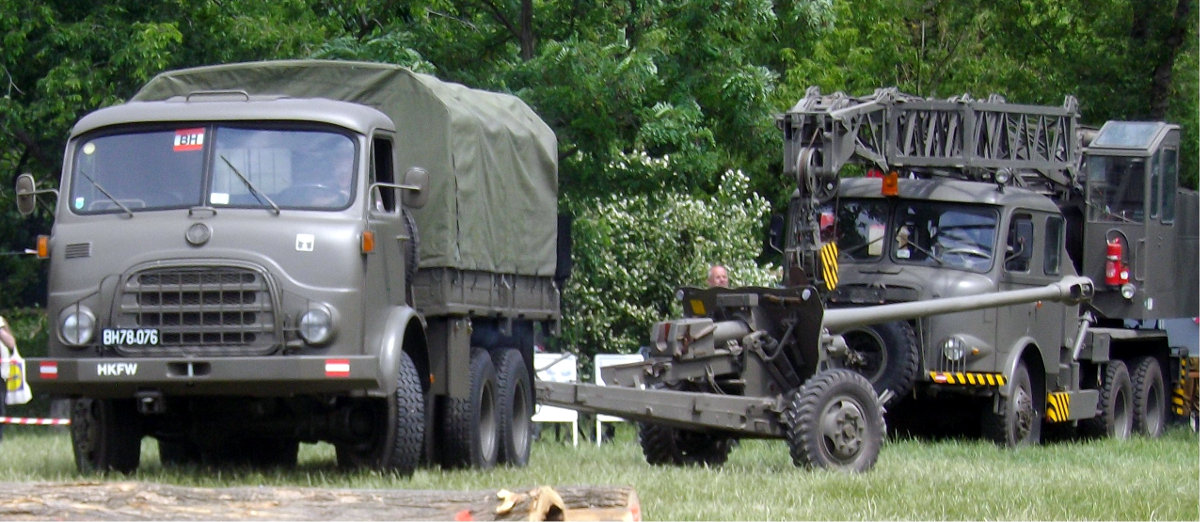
left=220, top=155, right=280, bottom=215
left=77, top=169, right=133, bottom=218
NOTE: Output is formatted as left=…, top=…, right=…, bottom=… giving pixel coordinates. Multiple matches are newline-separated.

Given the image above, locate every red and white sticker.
left=39, top=361, right=58, bottom=380
left=173, top=128, right=205, bottom=152
left=325, top=359, right=350, bottom=378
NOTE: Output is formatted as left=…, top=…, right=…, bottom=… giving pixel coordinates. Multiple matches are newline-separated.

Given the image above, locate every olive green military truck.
left=776, top=88, right=1197, bottom=444
left=17, top=60, right=564, bottom=474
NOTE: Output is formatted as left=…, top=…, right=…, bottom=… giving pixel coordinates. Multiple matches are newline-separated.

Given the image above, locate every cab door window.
left=1044, top=216, right=1063, bottom=275
left=370, top=135, right=396, bottom=213
left=1005, top=214, right=1034, bottom=273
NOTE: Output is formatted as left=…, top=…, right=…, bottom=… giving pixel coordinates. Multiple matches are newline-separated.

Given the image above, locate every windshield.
left=829, top=198, right=999, bottom=273
left=893, top=202, right=998, bottom=272
left=1084, top=155, right=1146, bottom=223
left=70, top=125, right=356, bottom=214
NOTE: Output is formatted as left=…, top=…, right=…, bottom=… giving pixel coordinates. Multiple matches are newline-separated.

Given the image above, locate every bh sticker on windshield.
left=173, top=128, right=205, bottom=152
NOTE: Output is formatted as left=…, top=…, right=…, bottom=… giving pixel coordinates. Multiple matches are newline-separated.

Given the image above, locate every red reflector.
left=40, top=362, right=59, bottom=379
left=325, top=359, right=350, bottom=378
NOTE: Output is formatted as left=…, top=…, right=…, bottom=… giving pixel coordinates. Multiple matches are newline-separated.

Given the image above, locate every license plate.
left=102, top=328, right=160, bottom=346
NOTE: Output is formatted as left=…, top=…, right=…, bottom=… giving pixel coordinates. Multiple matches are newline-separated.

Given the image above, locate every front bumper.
left=28, top=355, right=382, bottom=398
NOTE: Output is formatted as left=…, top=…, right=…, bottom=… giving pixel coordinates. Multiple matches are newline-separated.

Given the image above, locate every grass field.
left=0, top=423, right=1196, bottom=520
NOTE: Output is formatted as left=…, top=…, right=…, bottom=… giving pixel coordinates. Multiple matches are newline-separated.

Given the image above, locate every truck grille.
left=113, top=266, right=278, bottom=356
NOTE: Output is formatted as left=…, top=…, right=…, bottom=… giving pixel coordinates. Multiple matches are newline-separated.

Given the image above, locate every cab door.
left=364, top=133, right=410, bottom=310
left=996, top=212, right=1069, bottom=376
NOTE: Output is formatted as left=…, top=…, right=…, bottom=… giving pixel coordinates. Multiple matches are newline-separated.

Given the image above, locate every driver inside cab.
left=279, top=148, right=354, bottom=208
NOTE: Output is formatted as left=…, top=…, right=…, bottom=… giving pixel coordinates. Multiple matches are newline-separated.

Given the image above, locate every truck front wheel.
left=438, top=348, right=499, bottom=469
left=783, top=369, right=883, bottom=472
left=982, top=363, right=1041, bottom=446
left=71, top=398, right=142, bottom=474
left=335, top=350, right=425, bottom=475
left=840, top=321, right=919, bottom=400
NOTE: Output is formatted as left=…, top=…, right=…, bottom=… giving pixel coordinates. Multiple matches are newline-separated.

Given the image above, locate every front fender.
left=373, top=305, right=427, bottom=397
left=1000, top=337, right=1046, bottom=399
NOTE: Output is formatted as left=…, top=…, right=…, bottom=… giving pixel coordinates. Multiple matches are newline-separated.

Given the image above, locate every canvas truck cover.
left=132, top=60, right=558, bottom=277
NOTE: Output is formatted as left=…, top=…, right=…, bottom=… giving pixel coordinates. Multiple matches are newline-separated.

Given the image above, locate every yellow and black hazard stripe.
left=819, top=242, right=839, bottom=291
left=1045, top=392, right=1072, bottom=423
left=1173, top=356, right=1198, bottom=416
left=929, top=371, right=1006, bottom=387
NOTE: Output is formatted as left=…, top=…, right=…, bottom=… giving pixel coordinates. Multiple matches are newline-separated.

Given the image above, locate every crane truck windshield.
left=824, top=199, right=999, bottom=273
left=70, top=125, right=357, bottom=214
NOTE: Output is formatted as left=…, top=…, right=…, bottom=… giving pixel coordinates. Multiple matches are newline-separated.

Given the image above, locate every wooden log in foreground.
left=0, top=481, right=640, bottom=521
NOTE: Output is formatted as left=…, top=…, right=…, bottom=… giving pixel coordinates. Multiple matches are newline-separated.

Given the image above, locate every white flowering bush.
left=561, top=165, right=779, bottom=361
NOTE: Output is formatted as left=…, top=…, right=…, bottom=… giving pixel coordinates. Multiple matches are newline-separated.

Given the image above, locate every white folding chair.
left=593, top=353, right=645, bottom=445
left=532, top=353, right=579, bottom=447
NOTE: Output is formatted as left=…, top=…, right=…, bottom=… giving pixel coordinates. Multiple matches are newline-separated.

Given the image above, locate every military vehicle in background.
left=775, top=87, right=1197, bottom=443
left=541, top=86, right=1194, bottom=472
left=17, top=60, right=564, bottom=474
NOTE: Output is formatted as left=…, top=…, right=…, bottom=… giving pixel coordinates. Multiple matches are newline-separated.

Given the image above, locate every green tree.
left=562, top=168, right=778, bottom=360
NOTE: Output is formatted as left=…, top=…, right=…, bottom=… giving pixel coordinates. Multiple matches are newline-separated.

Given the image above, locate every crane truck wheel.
left=1130, top=356, right=1166, bottom=438
left=839, top=321, right=919, bottom=400
left=438, top=348, right=500, bottom=469
left=783, top=369, right=883, bottom=472
left=1081, top=360, right=1134, bottom=439
left=981, top=362, right=1041, bottom=446
left=638, top=382, right=734, bottom=466
left=493, top=347, right=533, bottom=466
left=70, top=398, right=143, bottom=474
left=334, top=350, right=425, bottom=475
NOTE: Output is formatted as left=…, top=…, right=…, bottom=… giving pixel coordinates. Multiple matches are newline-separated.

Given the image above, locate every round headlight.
left=298, top=307, right=335, bottom=345
left=1120, top=283, right=1136, bottom=300
left=60, top=307, right=96, bottom=347
left=941, top=336, right=967, bottom=361
left=994, top=168, right=1012, bottom=185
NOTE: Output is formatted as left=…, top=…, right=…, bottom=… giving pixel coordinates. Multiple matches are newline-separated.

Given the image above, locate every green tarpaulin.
left=133, top=60, right=558, bottom=277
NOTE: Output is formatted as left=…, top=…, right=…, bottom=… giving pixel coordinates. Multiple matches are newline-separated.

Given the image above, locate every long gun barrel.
left=822, top=276, right=1094, bottom=332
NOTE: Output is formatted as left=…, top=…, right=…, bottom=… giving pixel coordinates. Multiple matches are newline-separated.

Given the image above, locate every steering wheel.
left=283, top=183, right=342, bottom=205
left=941, top=246, right=992, bottom=260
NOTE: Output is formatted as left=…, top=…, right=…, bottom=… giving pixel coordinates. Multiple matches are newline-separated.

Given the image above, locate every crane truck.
left=16, top=60, right=565, bottom=474
left=537, top=88, right=1166, bottom=471
left=774, top=87, right=1197, bottom=443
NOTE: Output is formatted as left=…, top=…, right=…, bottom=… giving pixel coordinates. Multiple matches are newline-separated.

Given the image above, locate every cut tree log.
left=0, top=481, right=640, bottom=521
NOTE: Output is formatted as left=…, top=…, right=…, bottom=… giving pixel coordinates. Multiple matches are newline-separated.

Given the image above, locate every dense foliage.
left=1, top=0, right=1195, bottom=359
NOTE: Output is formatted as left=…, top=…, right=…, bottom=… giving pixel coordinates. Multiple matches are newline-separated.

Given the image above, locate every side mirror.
left=15, top=173, right=38, bottom=216
left=766, top=214, right=786, bottom=253
left=401, top=167, right=429, bottom=209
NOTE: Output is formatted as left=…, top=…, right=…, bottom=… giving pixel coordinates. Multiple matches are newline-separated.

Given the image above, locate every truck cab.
left=808, top=178, right=1080, bottom=409
left=22, top=94, right=431, bottom=473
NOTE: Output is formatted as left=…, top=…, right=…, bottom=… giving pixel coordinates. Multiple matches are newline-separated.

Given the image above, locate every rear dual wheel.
left=439, top=348, right=500, bottom=469
left=1130, top=356, right=1166, bottom=438
left=494, top=348, right=533, bottom=466
left=1081, top=360, right=1133, bottom=439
